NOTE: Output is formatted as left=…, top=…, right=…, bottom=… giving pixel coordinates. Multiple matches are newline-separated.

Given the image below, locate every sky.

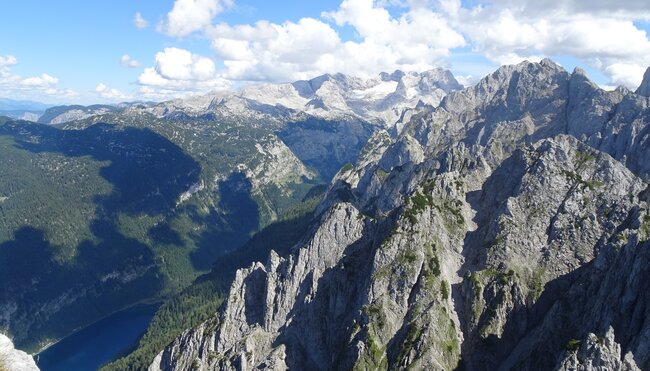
left=1, top=0, right=650, bottom=104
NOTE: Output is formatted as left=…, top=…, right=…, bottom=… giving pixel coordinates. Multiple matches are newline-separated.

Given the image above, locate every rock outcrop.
left=555, top=328, right=640, bottom=371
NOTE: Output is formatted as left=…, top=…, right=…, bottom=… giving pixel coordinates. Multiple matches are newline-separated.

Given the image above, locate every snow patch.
left=352, top=81, right=398, bottom=99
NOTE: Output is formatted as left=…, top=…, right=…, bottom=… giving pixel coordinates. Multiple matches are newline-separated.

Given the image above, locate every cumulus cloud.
left=440, top=0, right=650, bottom=87
left=160, top=0, right=233, bottom=37
left=120, top=54, right=141, bottom=68
left=0, top=55, right=17, bottom=68
left=454, top=75, right=477, bottom=88
left=141, top=0, right=650, bottom=97
left=207, top=18, right=341, bottom=81
left=134, top=12, right=149, bottom=29
left=0, top=54, right=77, bottom=100
left=486, top=0, right=650, bottom=20
left=21, top=73, right=58, bottom=87
left=200, top=0, right=465, bottom=82
left=96, top=83, right=132, bottom=101
left=137, top=47, right=231, bottom=94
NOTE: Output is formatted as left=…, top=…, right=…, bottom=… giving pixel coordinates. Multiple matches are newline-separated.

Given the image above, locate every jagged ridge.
left=151, top=59, right=650, bottom=371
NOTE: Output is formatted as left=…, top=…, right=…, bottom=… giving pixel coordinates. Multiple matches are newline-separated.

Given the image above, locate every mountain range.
left=32, top=68, right=460, bottom=127
left=1, top=59, right=650, bottom=371
left=147, top=59, right=650, bottom=371
left=0, top=68, right=462, bottom=364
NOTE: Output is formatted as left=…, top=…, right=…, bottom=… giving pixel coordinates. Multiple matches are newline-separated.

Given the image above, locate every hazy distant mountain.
left=0, top=98, right=50, bottom=112
left=0, top=98, right=51, bottom=122
left=37, top=104, right=120, bottom=125
left=30, top=69, right=462, bottom=128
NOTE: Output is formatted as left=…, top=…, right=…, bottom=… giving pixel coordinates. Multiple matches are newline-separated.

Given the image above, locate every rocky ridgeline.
left=149, top=59, right=650, bottom=371
left=147, top=68, right=462, bottom=127
left=37, top=69, right=463, bottom=129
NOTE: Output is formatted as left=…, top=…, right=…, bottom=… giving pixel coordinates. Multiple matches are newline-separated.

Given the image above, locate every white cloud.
left=604, top=63, right=648, bottom=88
left=21, top=73, right=58, bottom=87
left=138, top=85, right=198, bottom=100
left=160, top=0, right=233, bottom=37
left=145, top=48, right=215, bottom=81
left=120, top=54, right=141, bottom=68
left=0, top=55, right=17, bottom=68
left=0, top=54, right=77, bottom=100
left=440, top=0, right=650, bottom=87
left=200, top=0, right=464, bottom=82
left=134, top=12, right=149, bottom=29
left=485, top=0, right=650, bottom=20
left=139, top=0, right=650, bottom=97
left=96, top=83, right=132, bottom=101
left=454, top=75, right=477, bottom=88
left=208, top=18, right=342, bottom=81
left=137, top=47, right=231, bottom=94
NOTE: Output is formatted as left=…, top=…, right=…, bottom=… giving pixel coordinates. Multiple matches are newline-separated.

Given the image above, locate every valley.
left=0, top=69, right=458, bottom=368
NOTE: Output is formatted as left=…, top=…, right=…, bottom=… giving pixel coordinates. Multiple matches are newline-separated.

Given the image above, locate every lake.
left=36, top=303, right=160, bottom=371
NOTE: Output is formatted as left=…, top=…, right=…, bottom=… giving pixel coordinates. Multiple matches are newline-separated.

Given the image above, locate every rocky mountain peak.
left=571, top=66, right=588, bottom=79
left=379, top=70, right=406, bottom=82
left=440, top=59, right=571, bottom=126
left=569, top=66, right=601, bottom=95
left=128, top=67, right=461, bottom=127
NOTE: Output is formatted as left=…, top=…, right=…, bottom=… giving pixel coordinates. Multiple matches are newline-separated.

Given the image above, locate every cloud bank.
left=0, top=55, right=77, bottom=101
left=136, top=0, right=650, bottom=97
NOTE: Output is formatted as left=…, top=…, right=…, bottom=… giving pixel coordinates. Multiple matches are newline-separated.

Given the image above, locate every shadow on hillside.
left=0, top=121, right=272, bottom=349
left=2, top=122, right=201, bottom=217
left=189, top=172, right=260, bottom=270
left=0, top=121, right=202, bottom=348
left=0, top=223, right=162, bottom=349
left=277, top=117, right=374, bottom=180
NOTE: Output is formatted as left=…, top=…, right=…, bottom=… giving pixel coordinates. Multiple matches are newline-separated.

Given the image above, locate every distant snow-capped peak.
left=156, top=68, right=463, bottom=126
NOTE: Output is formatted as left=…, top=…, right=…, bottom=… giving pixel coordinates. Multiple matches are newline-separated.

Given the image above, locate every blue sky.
left=1, top=0, right=649, bottom=104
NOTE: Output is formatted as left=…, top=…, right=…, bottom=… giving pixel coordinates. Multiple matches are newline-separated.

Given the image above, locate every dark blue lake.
left=36, top=303, right=160, bottom=371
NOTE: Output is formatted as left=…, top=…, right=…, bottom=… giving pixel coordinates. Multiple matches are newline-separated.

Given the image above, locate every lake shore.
left=36, top=302, right=162, bottom=371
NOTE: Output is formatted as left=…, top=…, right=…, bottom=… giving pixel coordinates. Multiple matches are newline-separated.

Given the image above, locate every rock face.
left=556, top=328, right=640, bottom=371
left=37, top=104, right=119, bottom=125
left=151, top=59, right=650, bottom=370
left=0, top=334, right=39, bottom=371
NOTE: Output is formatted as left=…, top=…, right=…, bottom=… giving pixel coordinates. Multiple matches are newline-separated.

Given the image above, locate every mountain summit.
left=144, top=69, right=462, bottom=127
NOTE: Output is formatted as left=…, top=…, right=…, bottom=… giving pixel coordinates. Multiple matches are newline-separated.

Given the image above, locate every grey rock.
left=556, top=327, right=640, bottom=371
left=151, top=59, right=650, bottom=371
